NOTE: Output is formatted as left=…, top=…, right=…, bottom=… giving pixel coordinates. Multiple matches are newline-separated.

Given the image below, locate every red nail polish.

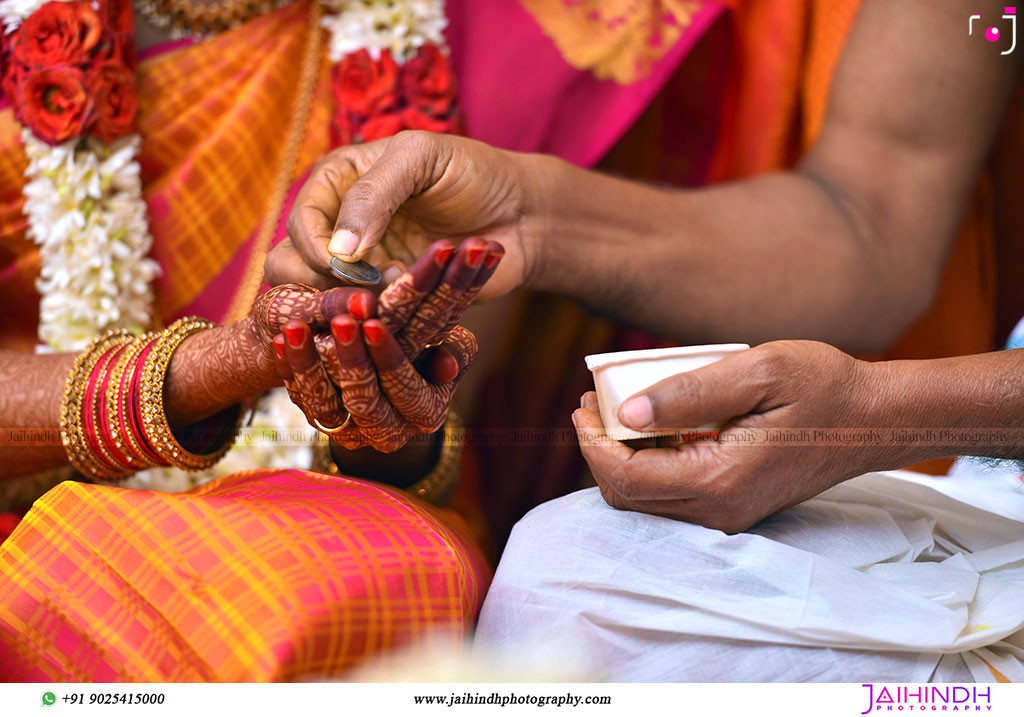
left=466, top=247, right=486, bottom=268
left=436, top=246, right=455, bottom=266
left=273, top=335, right=287, bottom=359
left=484, top=251, right=504, bottom=270
left=333, top=319, right=357, bottom=345
left=363, top=323, right=385, bottom=346
left=283, top=323, right=306, bottom=348
left=347, top=291, right=369, bottom=320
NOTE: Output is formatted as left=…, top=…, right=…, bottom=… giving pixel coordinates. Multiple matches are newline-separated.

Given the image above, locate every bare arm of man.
left=523, top=0, right=1022, bottom=350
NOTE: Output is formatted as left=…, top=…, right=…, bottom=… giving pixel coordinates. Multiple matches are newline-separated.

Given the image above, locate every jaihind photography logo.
left=971, top=7, right=1017, bottom=54
left=860, top=684, right=993, bottom=713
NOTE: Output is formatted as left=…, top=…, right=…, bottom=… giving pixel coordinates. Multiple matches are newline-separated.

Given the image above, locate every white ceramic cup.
left=585, top=344, right=750, bottom=441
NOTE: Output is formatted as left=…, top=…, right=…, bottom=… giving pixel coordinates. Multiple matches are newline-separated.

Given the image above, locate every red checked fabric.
left=0, top=469, right=490, bottom=681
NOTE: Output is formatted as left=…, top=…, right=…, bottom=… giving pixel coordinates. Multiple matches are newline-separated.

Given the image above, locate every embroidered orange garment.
left=0, top=470, right=489, bottom=681
left=521, top=0, right=702, bottom=84
left=0, top=0, right=333, bottom=351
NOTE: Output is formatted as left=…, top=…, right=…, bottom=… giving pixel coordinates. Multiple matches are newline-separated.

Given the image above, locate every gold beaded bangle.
left=138, top=318, right=240, bottom=471
left=59, top=330, right=133, bottom=479
left=408, top=408, right=463, bottom=505
left=315, top=408, right=464, bottom=505
left=107, top=333, right=159, bottom=471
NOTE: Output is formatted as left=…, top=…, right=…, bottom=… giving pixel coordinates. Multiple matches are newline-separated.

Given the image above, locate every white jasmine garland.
left=0, top=0, right=72, bottom=31
left=320, top=0, right=446, bottom=63
left=23, top=130, right=159, bottom=352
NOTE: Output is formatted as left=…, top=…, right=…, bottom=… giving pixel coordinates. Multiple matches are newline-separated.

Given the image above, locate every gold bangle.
left=313, top=409, right=464, bottom=505
left=138, top=318, right=240, bottom=471
left=408, top=408, right=463, bottom=505
left=107, top=333, right=159, bottom=471
left=59, top=330, right=133, bottom=479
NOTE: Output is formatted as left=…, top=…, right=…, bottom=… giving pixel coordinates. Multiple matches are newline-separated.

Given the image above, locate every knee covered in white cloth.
left=475, top=476, right=1024, bottom=682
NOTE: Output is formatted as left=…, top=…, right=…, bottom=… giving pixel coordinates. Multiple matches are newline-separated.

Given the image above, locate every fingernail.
left=484, top=251, right=504, bottom=270
left=332, top=318, right=357, bottom=345
left=580, top=393, right=587, bottom=409
left=362, top=322, right=385, bottom=346
left=273, top=334, right=287, bottom=359
left=466, top=246, right=486, bottom=268
left=436, top=245, right=455, bottom=266
left=283, top=322, right=306, bottom=349
left=382, top=266, right=403, bottom=285
left=571, top=412, right=579, bottom=428
left=619, top=396, right=653, bottom=430
left=347, top=291, right=370, bottom=320
left=329, top=229, right=360, bottom=257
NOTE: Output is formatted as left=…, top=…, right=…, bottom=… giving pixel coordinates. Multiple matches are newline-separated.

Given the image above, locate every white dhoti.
left=475, top=466, right=1024, bottom=682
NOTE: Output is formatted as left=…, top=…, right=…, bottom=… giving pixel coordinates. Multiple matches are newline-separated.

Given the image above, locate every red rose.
left=401, top=44, right=456, bottom=116
left=330, top=111, right=356, bottom=147
left=399, top=107, right=455, bottom=134
left=333, top=48, right=399, bottom=117
left=88, top=61, right=136, bottom=142
left=1, top=63, right=23, bottom=119
left=18, top=65, right=94, bottom=143
left=1, top=33, right=18, bottom=111
left=15, top=1, right=103, bottom=67
left=358, top=112, right=403, bottom=142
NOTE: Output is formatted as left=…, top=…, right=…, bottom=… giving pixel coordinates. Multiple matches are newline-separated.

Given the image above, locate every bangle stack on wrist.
left=59, top=318, right=242, bottom=480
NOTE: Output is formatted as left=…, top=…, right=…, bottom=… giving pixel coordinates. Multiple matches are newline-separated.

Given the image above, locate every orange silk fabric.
left=0, top=469, right=490, bottom=681
left=0, top=0, right=333, bottom=350
left=713, top=0, right=996, bottom=361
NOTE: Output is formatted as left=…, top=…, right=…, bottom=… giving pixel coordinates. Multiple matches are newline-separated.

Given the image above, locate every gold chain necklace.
left=136, top=0, right=294, bottom=39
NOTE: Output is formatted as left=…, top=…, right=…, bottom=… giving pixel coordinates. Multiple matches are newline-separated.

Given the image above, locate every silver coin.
left=330, top=256, right=382, bottom=286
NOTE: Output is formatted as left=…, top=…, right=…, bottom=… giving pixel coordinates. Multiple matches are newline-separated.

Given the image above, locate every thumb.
left=617, top=349, right=765, bottom=431
left=328, top=132, right=448, bottom=262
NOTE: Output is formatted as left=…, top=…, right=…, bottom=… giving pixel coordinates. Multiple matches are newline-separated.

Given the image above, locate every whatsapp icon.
left=41, top=692, right=56, bottom=706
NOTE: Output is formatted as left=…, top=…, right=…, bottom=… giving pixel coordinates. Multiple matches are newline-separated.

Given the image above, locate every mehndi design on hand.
left=272, top=238, right=501, bottom=452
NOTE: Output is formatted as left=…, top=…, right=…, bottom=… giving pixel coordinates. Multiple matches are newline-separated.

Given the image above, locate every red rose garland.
left=1, top=0, right=137, bottom=145
left=330, top=43, right=462, bottom=147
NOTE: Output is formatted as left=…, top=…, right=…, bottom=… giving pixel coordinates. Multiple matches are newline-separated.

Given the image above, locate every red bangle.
left=81, top=341, right=133, bottom=477
left=113, top=334, right=159, bottom=468
left=97, top=344, right=136, bottom=471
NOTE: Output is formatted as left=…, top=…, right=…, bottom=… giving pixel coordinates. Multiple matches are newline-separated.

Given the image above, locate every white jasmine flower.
left=321, top=0, right=446, bottom=63
left=24, top=131, right=159, bottom=353
left=0, top=0, right=70, bottom=30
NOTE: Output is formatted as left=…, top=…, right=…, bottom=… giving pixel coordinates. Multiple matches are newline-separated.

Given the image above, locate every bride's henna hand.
left=437, top=242, right=504, bottom=338
left=270, top=240, right=493, bottom=452
left=377, top=238, right=504, bottom=358
left=363, top=319, right=477, bottom=433
left=377, top=240, right=455, bottom=332
left=247, top=283, right=375, bottom=364
left=281, top=321, right=349, bottom=429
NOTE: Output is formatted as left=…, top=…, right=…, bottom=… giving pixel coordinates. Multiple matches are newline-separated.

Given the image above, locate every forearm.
left=0, top=352, right=77, bottom=476
left=0, top=321, right=280, bottom=480
left=867, top=349, right=1024, bottom=466
left=521, top=155, right=923, bottom=353
left=164, top=320, right=280, bottom=425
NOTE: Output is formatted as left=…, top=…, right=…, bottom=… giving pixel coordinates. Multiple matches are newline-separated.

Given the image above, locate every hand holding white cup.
left=585, top=344, right=750, bottom=442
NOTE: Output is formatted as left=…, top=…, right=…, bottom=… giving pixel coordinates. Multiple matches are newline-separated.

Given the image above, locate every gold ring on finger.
left=313, top=413, right=352, bottom=434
